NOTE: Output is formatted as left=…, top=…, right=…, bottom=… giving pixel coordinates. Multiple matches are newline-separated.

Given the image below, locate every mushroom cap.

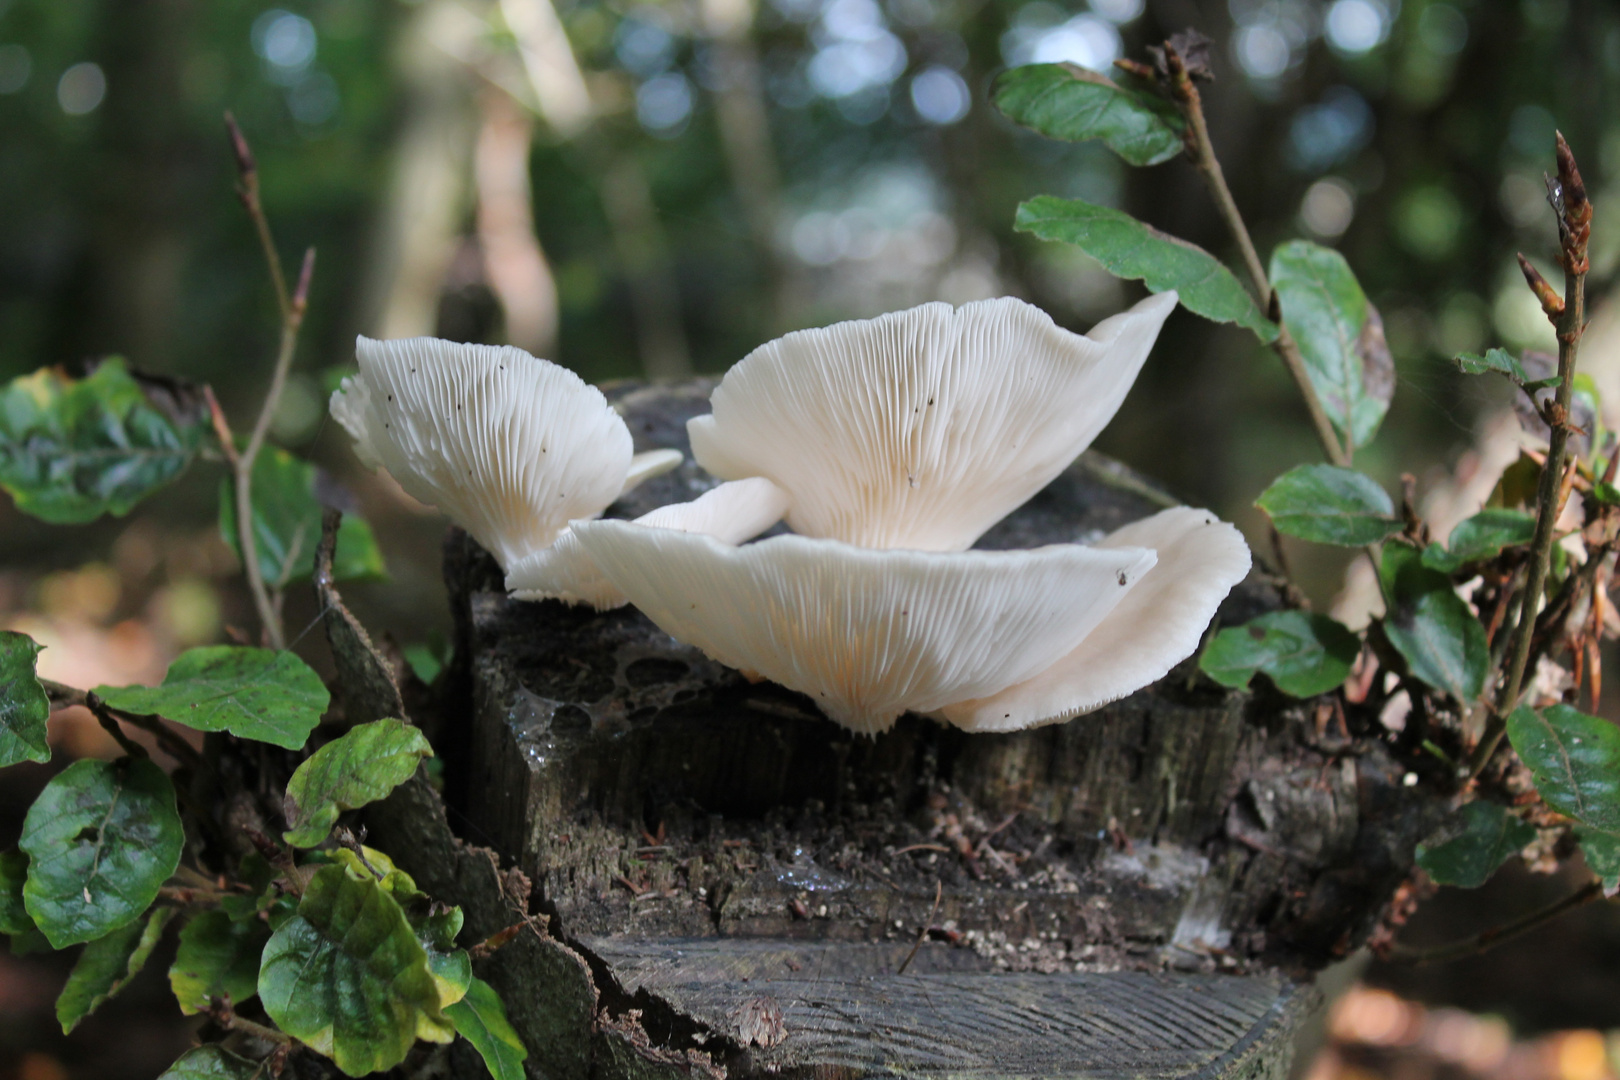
left=688, top=292, right=1177, bottom=551
left=570, top=520, right=1157, bottom=734
left=938, top=507, right=1251, bottom=732
left=331, top=336, right=632, bottom=570
left=506, top=476, right=790, bottom=608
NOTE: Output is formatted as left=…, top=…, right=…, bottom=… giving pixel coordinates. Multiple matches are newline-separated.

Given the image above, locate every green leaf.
left=991, top=63, right=1184, bottom=166
left=0, top=631, right=50, bottom=767
left=447, top=977, right=528, bottom=1080
left=1255, top=464, right=1402, bottom=545
left=1421, top=509, right=1537, bottom=573
left=169, top=909, right=270, bottom=1015
left=259, top=863, right=453, bottom=1075
left=1379, top=544, right=1488, bottom=700
left=20, top=757, right=184, bottom=947
left=156, top=1045, right=261, bottom=1080
left=1199, top=610, right=1360, bottom=697
left=1415, top=800, right=1535, bottom=889
left=1013, top=196, right=1278, bottom=341
left=1453, top=348, right=1561, bottom=392
left=1, top=850, right=36, bottom=935
left=0, top=359, right=210, bottom=524
left=1269, top=240, right=1393, bottom=450
left=219, top=446, right=385, bottom=590
left=1506, top=704, right=1620, bottom=830
left=282, top=719, right=433, bottom=848
left=57, top=906, right=176, bottom=1032
left=94, top=646, right=329, bottom=751
left=1577, top=826, right=1620, bottom=894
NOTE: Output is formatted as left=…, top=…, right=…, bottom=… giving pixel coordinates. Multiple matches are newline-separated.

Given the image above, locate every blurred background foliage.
left=3, top=0, right=1620, bottom=1073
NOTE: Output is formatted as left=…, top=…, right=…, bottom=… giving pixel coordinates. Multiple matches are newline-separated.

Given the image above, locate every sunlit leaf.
left=447, top=977, right=528, bottom=1080
left=0, top=630, right=50, bottom=767
left=1270, top=240, right=1392, bottom=450
left=1379, top=544, right=1487, bottom=701
left=0, top=359, right=210, bottom=524
left=95, top=646, right=328, bottom=751
left=57, top=906, right=176, bottom=1032
left=259, top=863, right=452, bottom=1075
left=1200, top=610, right=1359, bottom=697
left=282, top=719, right=433, bottom=848
left=169, top=909, right=270, bottom=1015
left=991, top=63, right=1184, bottom=166
left=1014, top=196, right=1278, bottom=341
left=1421, top=509, right=1537, bottom=574
left=1255, top=464, right=1401, bottom=545
left=1506, top=704, right=1620, bottom=830
left=1415, top=800, right=1535, bottom=889
left=219, top=445, right=385, bottom=589
left=156, top=1045, right=261, bottom=1080
left=20, top=758, right=184, bottom=947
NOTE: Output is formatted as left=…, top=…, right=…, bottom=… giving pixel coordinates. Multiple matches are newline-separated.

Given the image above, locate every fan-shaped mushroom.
left=687, top=292, right=1178, bottom=551
left=572, top=518, right=1170, bottom=734
left=330, top=336, right=678, bottom=572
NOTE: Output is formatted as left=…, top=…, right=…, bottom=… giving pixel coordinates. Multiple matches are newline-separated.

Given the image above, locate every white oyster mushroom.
left=570, top=520, right=1160, bottom=735
left=688, top=292, right=1178, bottom=551
left=506, top=476, right=791, bottom=608
left=938, top=507, right=1252, bottom=732
left=330, top=336, right=679, bottom=572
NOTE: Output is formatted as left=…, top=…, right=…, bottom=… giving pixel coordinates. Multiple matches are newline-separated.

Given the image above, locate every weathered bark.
left=354, top=380, right=1448, bottom=1080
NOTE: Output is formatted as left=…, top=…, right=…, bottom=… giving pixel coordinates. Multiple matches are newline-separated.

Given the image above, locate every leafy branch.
left=1155, top=38, right=1349, bottom=467
left=222, top=113, right=317, bottom=651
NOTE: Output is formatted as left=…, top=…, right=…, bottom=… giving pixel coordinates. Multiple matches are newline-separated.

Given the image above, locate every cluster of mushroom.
left=330, top=292, right=1251, bottom=735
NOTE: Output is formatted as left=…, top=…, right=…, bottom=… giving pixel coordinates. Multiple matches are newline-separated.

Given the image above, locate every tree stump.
left=363, top=380, right=1449, bottom=1080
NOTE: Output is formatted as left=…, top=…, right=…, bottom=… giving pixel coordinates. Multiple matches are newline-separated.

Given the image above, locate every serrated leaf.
left=0, top=631, right=49, bottom=767
left=0, top=359, right=210, bottom=524
left=991, top=63, right=1185, bottom=166
left=259, top=863, right=452, bottom=1075
left=1255, top=464, right=1401, bottom=545
left=1415, top=800, right=1535, bottom=889
left=1270, top=240, right=1392, bottom=451
left=1421, top=509, right=1537, bottom=574
left=1379, top=544, right=1488, bottom=701
left=57, top=906, right=176, bottom=1032
left=156, top=1045, right=261, bottom=1080
left=20, top=757, right=184, bottom=947
left=282, top=719, right=433, bottom=848
left=169, top=909, right=270, bottom=1015
left=95, top=646, right=328, bottom=751
left=1506, top=704, right=1620, bottom=830
left=219, top=445, right=385, bottom=590
left=1199, top=610, right=1359, bottom=697
left=447, top=976, right=528, bottom=1080
left=1014, top=196, right=1278, bottom=341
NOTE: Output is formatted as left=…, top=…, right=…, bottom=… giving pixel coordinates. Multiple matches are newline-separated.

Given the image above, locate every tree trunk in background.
left=81, top=0, right=198, bottom=371
left=362, top=0, right=477, bottom=340
left=476, top=90, right=560, bottom=358
left=351, top=381, right=1449, bottom=1080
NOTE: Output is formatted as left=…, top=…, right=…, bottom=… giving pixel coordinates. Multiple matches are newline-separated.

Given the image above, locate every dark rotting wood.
left=364, top=379, right=1449, bottom=1079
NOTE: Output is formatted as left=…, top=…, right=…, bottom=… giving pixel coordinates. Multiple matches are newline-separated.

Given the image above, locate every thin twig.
left=118, top=712, right=206, bottom=771
left=86, top=692, right=148, bottom=759
left=225, top=114, right=317, bottom=650
left=1474, top=133, right=1590, bottom=777
left=896, top=879, right=943, bottom=976
left=1386, top=880, right=1604, bottom=966
left=1160, top=43, right=1349, bottom=468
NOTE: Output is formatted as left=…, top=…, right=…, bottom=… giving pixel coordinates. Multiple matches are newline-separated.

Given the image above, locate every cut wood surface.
left=353, top=380, right=1447, bottom=1079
